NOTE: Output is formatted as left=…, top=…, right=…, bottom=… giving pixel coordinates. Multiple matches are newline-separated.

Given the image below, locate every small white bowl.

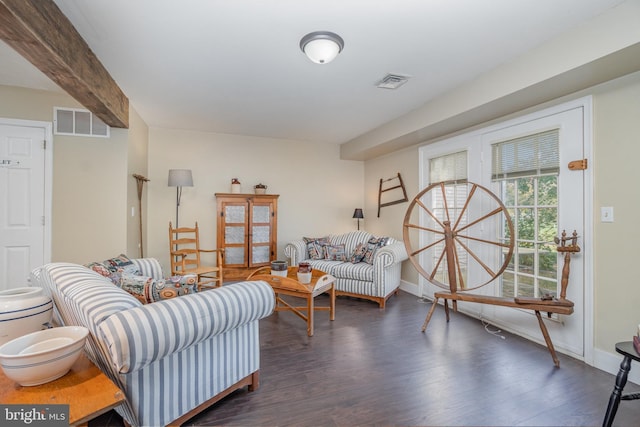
left=0, top=326, right=89, bottom=386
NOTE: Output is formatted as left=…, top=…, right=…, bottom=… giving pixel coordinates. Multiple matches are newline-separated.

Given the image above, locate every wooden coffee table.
left=0, top=353, right=125, bottom=426
left=248, top=266, right=335, bottom=336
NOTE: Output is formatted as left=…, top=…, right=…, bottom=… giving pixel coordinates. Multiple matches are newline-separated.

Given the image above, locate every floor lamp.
left=168, top=169, right=193, bottom=228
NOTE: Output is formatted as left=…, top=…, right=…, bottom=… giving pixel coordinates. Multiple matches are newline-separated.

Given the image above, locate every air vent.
left=54, top=107, right=110, bottom=137
left=376, top=73, right=410, bottom=90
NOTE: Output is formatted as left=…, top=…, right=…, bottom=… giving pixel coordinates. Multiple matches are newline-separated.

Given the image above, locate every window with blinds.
left=428, top=150, right=469, bottom=286
left=491, top=129, right=560, bottom=301
left=491, top=129, right=559, bottom=180
left=429, top=150, right=467, bottom=184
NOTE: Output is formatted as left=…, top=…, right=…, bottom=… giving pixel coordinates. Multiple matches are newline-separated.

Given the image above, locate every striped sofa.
left=284, top=231, right=408, bottom=308
left=31, top=260, right=275, bottom=427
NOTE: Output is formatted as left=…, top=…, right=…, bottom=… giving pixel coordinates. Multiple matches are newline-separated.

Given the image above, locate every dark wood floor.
left=91, top=291, right=640, bottom=426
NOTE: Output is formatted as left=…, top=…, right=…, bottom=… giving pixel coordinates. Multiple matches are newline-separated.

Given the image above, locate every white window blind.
left=429, top=150, right=467, bottom=184
left=491, top=129, right=559, bottom=179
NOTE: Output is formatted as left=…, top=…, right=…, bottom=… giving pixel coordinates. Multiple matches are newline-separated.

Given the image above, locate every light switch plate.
left=601, top=206, right=614, bottom=223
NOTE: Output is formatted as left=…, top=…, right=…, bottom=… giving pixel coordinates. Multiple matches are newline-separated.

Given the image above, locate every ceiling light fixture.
left=300, top=31, right=344, bottom=64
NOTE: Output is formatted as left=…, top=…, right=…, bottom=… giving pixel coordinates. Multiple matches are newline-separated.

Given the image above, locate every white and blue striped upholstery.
left=284, top=232, right=408, bottom=307
left=32, top=262, right=275, bottom=427
left=130, top=257, right=164, bottom=279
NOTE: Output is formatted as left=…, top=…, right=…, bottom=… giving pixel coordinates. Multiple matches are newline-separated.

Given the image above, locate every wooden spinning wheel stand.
left=403, top=181, right=578, bottom=367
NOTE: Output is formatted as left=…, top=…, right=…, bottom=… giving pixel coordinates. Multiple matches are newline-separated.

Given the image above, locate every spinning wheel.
left=403, top=181, right=576, bottom=367
left=403, top=180, right=514, bottom=293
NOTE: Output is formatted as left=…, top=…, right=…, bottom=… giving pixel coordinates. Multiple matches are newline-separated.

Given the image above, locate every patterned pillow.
left=349, top=243, right=368, bottom=264
left=119, top=274, right=197, bottom=304
left=85, top=261, right=120, bottom=285
left=324, top=244, right=347, bottom=261
left=102, top=254, right=140, bottom=276
left=363, top=237, right=390, bottom=264
left=303, top=237, right=330, bottom=260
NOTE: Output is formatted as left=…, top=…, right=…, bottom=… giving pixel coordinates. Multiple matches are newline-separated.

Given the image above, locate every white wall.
left=127, top=107, right=150, bottom=258
left=145, top=127, right=364, bottom=273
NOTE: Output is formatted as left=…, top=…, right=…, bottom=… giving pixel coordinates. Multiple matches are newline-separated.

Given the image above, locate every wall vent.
left=54, top=107, right=110, bottom=137
left=376, top=73, right=411, bottom=90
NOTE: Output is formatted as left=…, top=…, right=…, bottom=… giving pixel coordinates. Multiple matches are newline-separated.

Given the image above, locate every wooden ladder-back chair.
left=169, top=222, right=223, bottom=290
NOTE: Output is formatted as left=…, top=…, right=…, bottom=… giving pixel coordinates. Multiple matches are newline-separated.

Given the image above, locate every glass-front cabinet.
left=215, top=193, right=279, bottom=281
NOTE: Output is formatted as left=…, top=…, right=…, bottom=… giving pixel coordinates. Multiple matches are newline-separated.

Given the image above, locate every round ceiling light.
left=300, top=31, right=344, bottom=64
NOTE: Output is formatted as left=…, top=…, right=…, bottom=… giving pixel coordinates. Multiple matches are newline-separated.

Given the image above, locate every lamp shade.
left=300, top=31, right=344, bottom=64
left=168, top=169, right=193, bottom=187
left=352, top=208, right=364, bottom=219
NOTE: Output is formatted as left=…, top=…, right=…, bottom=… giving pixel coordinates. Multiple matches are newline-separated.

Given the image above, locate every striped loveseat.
left=284, top=230, right=408, bottom=308
left=31, top=260, right=275, bottom=427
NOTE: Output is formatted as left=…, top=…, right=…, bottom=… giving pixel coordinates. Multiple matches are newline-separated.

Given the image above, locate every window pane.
left=538, top=175, right=557, bottom=205
left=517, top=178, right=535, bottom=206
left=518, top=242, right=534, bottom=274
left=539, top=278, right=557, bottom=298
left=538, top=246, right=557, bottom=279
left=503, top=180, right=516, bottom=206
left=502, top=271, right=515, bottom=297
left=517, top=208, right=535, bottom=240
left=537, top=208, right=557, bottom=242
left=518, top=274, right=535, bottom=297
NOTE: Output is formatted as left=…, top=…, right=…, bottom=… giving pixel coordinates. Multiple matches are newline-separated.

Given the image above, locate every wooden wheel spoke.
left=455, top=207, right=504, bottom=234
left=458, top=234, right=511, bottom=248
left=455, top=237, right=496, bottom=277
left=405, top=222, right=445, bottom=235
left=415, top=199, right=446, bottom=230
left=439, top=182, right=452, bottom=224
left=452, top=183, right=477, bottom=231
left=411, top=237, right=445, bottom=257
left=429, top=249, right=446, bottom=280
left=453, top=242, right=466, bottom=290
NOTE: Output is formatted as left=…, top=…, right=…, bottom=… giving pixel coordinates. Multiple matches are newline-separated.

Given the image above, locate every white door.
left=0, top=122, right=48, bottom=290
left=479, top=103, right=587, bottom=359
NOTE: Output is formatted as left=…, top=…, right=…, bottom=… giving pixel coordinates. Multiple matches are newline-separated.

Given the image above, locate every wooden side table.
left=0, top=353, right=125, bottom=426
left=603, top=341, right=640, bottom=427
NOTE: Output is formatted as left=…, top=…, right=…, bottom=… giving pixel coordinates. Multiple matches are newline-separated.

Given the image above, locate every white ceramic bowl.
left=0, top=326, right=89, bottom=386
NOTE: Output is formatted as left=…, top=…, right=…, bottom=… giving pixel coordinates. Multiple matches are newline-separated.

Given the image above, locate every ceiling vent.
left=376, top=73, right=410, bottom=90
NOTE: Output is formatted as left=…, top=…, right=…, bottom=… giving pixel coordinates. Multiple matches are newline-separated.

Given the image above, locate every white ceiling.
left=0, top=0, right=628, bottom=146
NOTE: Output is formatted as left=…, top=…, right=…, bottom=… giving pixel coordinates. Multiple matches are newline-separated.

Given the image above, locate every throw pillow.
left=303, top=237, right=330, bottom=260
left=85, top=261, right=121, bottom=286
left=363, top=237, right=390, bottom=264
left=324, top=244, right=347, bottom=261
left=349, top=242, right=368, bottom=264
left=102, top=254, right=140, bottom=276
left=119, top=274, right=197, bottom=304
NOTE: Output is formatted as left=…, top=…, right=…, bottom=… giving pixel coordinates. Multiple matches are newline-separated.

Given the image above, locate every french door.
left=419, top=97, right=591, bottom=360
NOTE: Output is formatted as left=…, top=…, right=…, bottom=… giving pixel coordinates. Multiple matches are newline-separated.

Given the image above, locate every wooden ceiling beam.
left=0, top=0, right=129, bottom=128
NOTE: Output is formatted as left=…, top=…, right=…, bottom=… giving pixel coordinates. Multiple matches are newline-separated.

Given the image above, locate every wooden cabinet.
left=215, top=193, right=279, bottom=281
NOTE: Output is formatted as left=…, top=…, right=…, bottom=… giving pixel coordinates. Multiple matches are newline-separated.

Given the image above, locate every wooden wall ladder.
left=377, top=173, right=408, bottom=217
